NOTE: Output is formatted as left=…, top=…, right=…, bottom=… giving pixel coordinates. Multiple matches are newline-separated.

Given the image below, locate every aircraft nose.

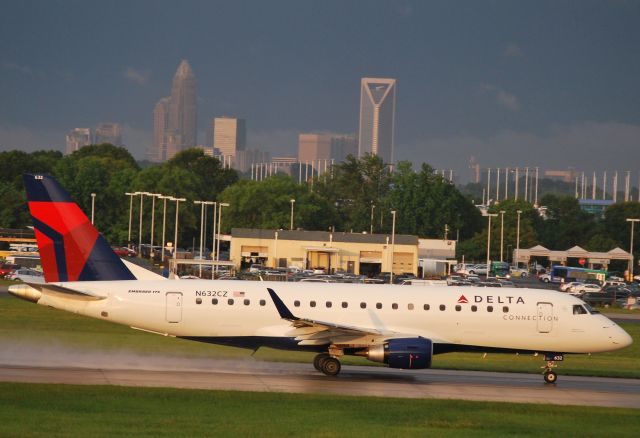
left=612, top=325, right=633, bottom=349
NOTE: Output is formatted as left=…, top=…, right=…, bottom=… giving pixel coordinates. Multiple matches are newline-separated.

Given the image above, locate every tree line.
left=1, top=145, right=639, bottom=263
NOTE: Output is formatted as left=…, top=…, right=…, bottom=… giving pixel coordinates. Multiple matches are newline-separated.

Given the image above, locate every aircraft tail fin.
left=23, top=173, right=136, bottom=282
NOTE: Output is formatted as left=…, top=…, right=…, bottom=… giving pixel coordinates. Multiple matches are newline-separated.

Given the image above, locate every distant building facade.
left=150, top=60, right=197, bottom=162
left=236, top=149, right=270, bottom=174
left=298, top=133, right=332, bottom=163
left=330, top=134, right=357, bottom=162
left=65, top=128, right=92, bottom=154
left=95, top=123, right=122, bottom=146
left=213, top=117, right=246, bottom=157
left=298, top=133, right=357, bottom=163
left=358, top=77, right=396, bottom=164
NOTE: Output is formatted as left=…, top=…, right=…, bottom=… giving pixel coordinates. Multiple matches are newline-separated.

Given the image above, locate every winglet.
left=267, top=288, right=297, bottom=321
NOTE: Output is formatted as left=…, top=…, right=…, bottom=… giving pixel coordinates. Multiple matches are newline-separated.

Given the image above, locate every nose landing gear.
left=541, top=353, right=563, bottom=384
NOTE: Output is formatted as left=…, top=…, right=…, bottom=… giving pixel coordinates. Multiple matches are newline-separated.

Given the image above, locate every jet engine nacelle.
left=364, top=337, right=433, bottom=369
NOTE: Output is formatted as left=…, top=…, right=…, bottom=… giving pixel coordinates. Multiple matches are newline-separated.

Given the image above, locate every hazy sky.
left=1, top=0, right=639, bottom=181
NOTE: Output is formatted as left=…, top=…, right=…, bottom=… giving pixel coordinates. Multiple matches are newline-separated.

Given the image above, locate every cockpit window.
left=572, top=304, right=588, bottom=315
left=583, top=303, right=599, bottom=314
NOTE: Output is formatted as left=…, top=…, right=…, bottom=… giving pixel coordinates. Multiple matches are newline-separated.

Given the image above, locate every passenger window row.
left=195, top=298, right=509, bottom=313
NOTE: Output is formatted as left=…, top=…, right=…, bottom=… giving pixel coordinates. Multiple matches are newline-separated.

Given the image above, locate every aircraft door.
left=166, top=292, right=183, bottom=323
left=536, top=302, right=553, bottom=333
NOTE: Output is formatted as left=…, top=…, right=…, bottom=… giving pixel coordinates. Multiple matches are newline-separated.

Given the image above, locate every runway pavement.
left=1, top=358, right=639, bottom=409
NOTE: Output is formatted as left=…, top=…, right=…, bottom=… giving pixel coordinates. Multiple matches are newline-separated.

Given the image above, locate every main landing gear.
left=313, top=353, right=341, bottom=376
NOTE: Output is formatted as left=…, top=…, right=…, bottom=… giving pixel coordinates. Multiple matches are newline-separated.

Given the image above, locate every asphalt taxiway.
left=1, top=359, right=639, bottom=409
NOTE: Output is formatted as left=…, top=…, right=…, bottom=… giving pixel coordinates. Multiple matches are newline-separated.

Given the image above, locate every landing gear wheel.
left=544, top=371, right=558, bottom=384
left=541, top=359, right=559, bottom=384
left=313, top=353, right=330, bottom=371
left=320, top=356, right=341, bottom=376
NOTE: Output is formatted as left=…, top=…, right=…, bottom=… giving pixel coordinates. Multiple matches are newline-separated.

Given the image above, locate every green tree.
left=0, top=150, right=63, bottom=189
left=602, top=202, right=640, bottom=248
left=315, top=154, right=392, bottom=233
left=219, top=175, right=337, bottom=232
left=387, top=162, right=482, bottom=239
left=166, top=148, right=239, bottom=200
left=536, top=194, right=597, bottom=249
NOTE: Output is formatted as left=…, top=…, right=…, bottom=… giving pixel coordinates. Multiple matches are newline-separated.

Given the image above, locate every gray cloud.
left=480, top=84, right=520, bottom=111
left=2, top=61, right=47, bottom=79
left=123, top=67, right=151, bottom=86
left=504, top=42, right=523, bottom=57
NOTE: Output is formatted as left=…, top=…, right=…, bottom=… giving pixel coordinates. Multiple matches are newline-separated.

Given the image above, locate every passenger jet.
left=9, top=173, right=633, bottom=384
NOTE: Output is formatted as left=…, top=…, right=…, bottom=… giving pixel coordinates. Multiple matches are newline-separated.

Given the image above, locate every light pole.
left=211, top=202, right=218, bottom=261
left=626, top=218, right=640, bottom=280
left=90, top=193, right=96, bottom=224
left=216, top=203, right=230, bottom=275
left=149, top=193, right=162, bottom=259
left=195, top=200, right=205, bottom=277
left=515, top=210, right=522, bottom=268
left=499, top=210, right=506, bottom=262
left=194, top=200, right=215, bottom=276
left=158, top=196, right=173, bottom=262
left=390, top=210, right=397, bottom=284
left=125, top=192, right=137, bottom=244
left=290, top=199, right=295, bottom=230
left=172, top=197, right=187, bottom=260
left=486, top=213, right=498, bottom=278
left=138, top=192, right=151, bottom=257
left=370, top=202, right=375, bottom=234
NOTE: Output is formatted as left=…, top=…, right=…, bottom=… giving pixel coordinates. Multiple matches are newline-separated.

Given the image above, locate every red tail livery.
left=23, top=173, right=135, bottom=282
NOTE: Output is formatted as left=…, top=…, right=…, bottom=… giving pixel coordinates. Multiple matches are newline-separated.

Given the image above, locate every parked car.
left=7, top=268, right=45, bottom=283
left=579, top=290, right=628, bottom=307
left=497, top=279, right=516, bottom=288
left=0, top=263, right=20, bottom=278
left=468, top=264, right=487, bottom=275
left=574, top=283, right=602, bottom=294
left=539, top=273, right=552, bottom=283
left=249, top=264, right=264, bottom=273
left=509, top=267, right=528, bottom=278
left=111, top=246, right=136, bottom=257
left=560, top=281, right=583, bottom=292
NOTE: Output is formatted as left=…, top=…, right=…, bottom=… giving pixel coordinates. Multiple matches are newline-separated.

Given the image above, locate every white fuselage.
left=35, top=280, right=632, bottom=354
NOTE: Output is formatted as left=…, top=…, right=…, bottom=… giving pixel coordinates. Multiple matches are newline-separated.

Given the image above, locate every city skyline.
left=1, top=1, right=639, bottom=181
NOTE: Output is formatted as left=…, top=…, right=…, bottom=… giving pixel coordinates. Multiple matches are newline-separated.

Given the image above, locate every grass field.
left=1, top=382, right=639, bottom=437
left=1, top=293, right=638, bottom=378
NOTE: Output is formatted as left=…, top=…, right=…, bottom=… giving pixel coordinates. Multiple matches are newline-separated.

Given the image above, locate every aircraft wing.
left=268, top=288, right=400, bottom=346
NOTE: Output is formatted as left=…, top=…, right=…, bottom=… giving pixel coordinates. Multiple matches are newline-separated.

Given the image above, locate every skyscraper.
left=150, top=60, right=197, bottom=162
left=358, top=77, right=396, bottom=163
left=152, top=97, right=171, bottom=162
left=95, top=123, right=122, bottom=146
left=169, top=60, right=197, bottom=149
left=65, top=128, right=92, bottom=155
left=212, top=117, right=246, bottom=157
